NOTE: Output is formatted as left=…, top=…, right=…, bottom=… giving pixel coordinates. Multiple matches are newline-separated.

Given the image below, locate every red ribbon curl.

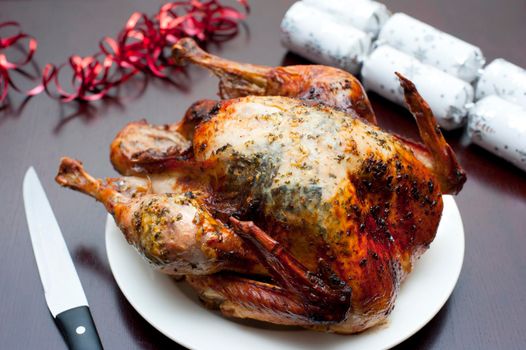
left=1, top=0, right=249, bottom=104
left=0, top=22, right=43, bottom=103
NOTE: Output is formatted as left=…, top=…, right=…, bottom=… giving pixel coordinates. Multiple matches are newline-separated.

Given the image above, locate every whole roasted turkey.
left=56, top=38, right=465, bottom=333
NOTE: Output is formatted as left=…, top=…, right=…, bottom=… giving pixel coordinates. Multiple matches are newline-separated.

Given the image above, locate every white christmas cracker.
left=280, top=2, right=371, bottom=74
left=476, top=58, right=526, bottom=110
left=302, top=0, right=391, bottom=37
left=377, top=13, right=485, bottom=83
left=467, top=95, right=526, bottom=172
left=361, top=45, right=474, bottom=130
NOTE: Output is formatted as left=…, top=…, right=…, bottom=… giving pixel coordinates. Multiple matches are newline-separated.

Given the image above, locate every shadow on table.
left=51, top=70, right=192, bottom=134
left=52, top=97, right=125, bottom=134
left=114, top=288, right=187, bottom=350
left=392, top=301, right=450, bottom=350
left=455, top=143, right=526, bottom=201
left=75, top=246, right=114, bottom=284
left=280, top=51, right=311, bottom=66
left=0, top=57, right=43, bottom=124
left=0, top=96, right=33, bottom=124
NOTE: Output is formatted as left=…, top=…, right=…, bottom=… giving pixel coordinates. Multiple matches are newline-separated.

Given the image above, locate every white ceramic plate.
left=106, top=195, right=464, bottom=350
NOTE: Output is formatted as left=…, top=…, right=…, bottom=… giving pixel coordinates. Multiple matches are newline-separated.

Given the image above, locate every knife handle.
left=55, top=306, right=103, bottom=350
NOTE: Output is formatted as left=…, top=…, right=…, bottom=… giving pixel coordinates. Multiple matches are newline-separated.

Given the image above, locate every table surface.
left=1, top=0, right=525, bottom=349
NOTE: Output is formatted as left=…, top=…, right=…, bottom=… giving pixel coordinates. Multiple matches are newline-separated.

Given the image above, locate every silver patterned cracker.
left=281, top=2, right=371, bottom=74
left=361, top=45, right=474, bottom=130
left=468, top=95, right=526, bottom=172
left=302, top=0, right=391, bottom=37
left=377, top=13, right=485, bottom=83
left=476, top=58, right=526, bottom=110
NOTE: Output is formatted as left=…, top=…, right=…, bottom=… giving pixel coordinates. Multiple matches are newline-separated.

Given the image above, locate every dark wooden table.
left=1, top=0, right=525, bottom=349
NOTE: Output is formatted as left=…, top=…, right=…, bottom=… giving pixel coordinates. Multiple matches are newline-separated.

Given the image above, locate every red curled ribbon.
left=42, top=0, right=250, bottom=102
left=0, top=22, right=43, bottom=104
left=0, top=0, right=249, bottom=104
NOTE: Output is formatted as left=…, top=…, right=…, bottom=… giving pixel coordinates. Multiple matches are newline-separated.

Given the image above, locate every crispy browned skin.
left=56, top=158, right=264, bottom=275
left=110, top=120, right=192, bottom=175
left=396, top=73, right=465, bottom=194
left=172, top=37, right=377, bottom=124
left=57, top=40, right=465, bottom=334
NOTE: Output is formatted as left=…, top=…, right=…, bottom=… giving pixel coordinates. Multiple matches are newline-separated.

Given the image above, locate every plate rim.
left=105, top=195, right=464, bottom=350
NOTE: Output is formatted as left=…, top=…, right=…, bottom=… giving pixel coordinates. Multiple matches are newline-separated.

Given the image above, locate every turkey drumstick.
left=172, top=38, right=377, bottom=124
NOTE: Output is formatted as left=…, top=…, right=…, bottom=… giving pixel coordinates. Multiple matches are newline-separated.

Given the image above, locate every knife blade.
left=23, top=167, right=103, bottom=350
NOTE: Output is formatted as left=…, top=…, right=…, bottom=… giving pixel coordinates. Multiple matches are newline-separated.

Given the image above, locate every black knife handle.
left=55, top=306, right=103, bottom=350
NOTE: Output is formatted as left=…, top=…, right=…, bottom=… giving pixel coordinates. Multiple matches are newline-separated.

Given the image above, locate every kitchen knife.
left=23, top=167, right=103, bottom=350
